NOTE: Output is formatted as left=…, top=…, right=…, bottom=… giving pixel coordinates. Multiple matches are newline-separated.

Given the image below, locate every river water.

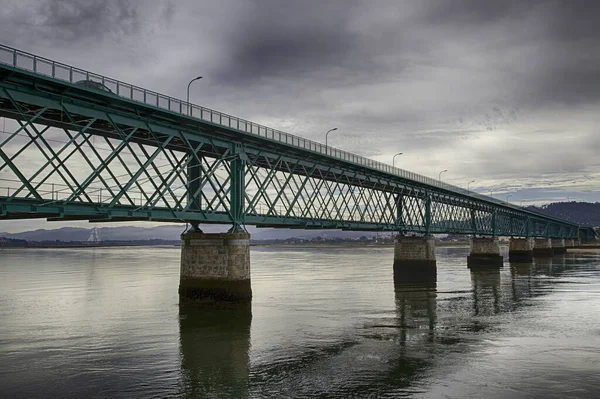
left=0, top=245, right=599, bottom=398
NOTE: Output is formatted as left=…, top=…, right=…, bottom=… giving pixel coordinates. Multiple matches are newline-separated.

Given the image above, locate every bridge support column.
left=467, top=237, right=503, bottom=268
left=551, top=238, right=566, bottom=254
left=533, top=238, right=553, bottom=257
left=179, top=231, right=252, bottom=303
left=564, top=239, right=575, bottom=249
left=393, top=236, right=436, bottom=283
left=508, top=238, right=534, bottom=263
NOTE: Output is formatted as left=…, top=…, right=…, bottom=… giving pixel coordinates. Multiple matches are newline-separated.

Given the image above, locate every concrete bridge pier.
left=508, top=238, right=534, bottom=263
left=179, top=231, right=252, bottom=304
left=393, top=236, right=436, bottom=283
left=533, top=238, right=553, bottom=257
left=467, top=237, right=503, bottom=268
left=551, top=238, right=566, bottom=254
left=564, top=239, right=575, bottom=249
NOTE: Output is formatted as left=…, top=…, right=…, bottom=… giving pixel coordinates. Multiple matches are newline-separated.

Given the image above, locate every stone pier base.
left=551, top=238, right=566, bottom=254
left=179, top=231, right=252, bottom=303
left=393, top=236, right=436, bottom=283
left=564, top=239, right=575, bottom=249
left=467, top=237, right=503, bottom=268
left=508, top=237, right=534, bottom=263
left=533, top=238, right=554, bottom=257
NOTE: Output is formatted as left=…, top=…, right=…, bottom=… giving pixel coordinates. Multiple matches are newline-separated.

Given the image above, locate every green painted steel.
left=580, top=227, right=599, bottom=243
left=0, top=44, right=581, bottom=238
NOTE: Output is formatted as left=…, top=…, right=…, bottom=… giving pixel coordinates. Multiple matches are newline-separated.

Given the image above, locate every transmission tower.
left=87, top=227, right=101, bottom=243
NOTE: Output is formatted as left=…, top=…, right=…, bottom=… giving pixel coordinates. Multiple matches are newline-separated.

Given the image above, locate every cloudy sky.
left=1, top=0, right=600, bottom=232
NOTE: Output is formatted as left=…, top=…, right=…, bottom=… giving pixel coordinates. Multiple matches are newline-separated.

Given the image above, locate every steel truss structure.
left=0, top=44, right=580, bottom=238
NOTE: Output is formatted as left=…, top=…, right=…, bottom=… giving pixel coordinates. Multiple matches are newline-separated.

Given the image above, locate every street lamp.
left=393, top=152, right=403, bottom=168
left=506, top=194, right=513, bottom=203
left=186, top=76, right=203, bottom=115
left=325, top=127, right=338, bottom=155
left=438, top=169, right=447, bottom=182
left=467, top=180, right=475, bottom=192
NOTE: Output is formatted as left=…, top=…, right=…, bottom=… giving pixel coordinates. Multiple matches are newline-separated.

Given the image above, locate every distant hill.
left=0, top=224, right=380, bottom=242
left=525, top=202, right=600, bottom=226
left=0, top=225, right=185, bottom=242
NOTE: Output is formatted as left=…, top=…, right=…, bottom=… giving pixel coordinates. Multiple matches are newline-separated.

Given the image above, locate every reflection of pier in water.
left=471, top=269, right=501, bottom=316
left=395, top=282, right=437, bottom=347
left=179, top=306, right=251, bottom=398
left=534, top=256, right=554, bottom=275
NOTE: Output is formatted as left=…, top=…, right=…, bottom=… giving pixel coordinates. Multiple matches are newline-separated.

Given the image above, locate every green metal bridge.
left=0, top=44, right=584, bottom=239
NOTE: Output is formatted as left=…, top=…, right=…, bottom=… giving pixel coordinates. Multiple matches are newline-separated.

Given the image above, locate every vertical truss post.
left=187, top=153, right=202, bottom=211
left=425, top=195, right=432, bottom=235
left=491, top=210, right=497, bottom=238
left=229, top=146, right=247, bottom=232
left=470, top=209, right=477, bottom=236
left=526, top=217, right=531, bottom=237
left=395, top=193, right=403, bottom=232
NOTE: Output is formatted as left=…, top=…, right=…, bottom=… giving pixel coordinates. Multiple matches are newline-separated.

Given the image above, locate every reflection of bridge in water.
left=0, top=43, right=593, bottom=303
left=177, top=251, right=592, bottom=395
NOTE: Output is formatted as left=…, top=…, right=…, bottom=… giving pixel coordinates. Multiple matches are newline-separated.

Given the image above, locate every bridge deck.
left=0, top=44, right=523, bottom=207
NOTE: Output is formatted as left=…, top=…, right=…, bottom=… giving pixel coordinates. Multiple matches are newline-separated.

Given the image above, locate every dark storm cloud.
left=422, top=0, right=600, bottom=106
left=517, top=1, right=600, bottom=106
left=419, top=0, right=532, bottom=25
left=38, top=0, right=139, bottom=40
left=0, top=0, right=175, bottom=47
left=210, top=0, right=363, bottom=84
left=204, top=0, right=600, bottom=111
left=542, top=1, right=600, bottom=41
left=419, top=0, right=600, bottom=40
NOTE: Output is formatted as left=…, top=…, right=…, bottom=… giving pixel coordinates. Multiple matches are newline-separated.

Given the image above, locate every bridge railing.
left=0, top=44, right=564, bottom=220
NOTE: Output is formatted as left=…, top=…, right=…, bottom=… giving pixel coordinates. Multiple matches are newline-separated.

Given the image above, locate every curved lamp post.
left=186, top=76, right=203, bottom=115
left=438, top=169, right=447, bottom=182
left=506, top=194, right=513, bottom=203
left=393, top=152, right=403, bottom=168
left=325, top=127, right=338, bottom=155
left=467, top=180, right=475, bottom=192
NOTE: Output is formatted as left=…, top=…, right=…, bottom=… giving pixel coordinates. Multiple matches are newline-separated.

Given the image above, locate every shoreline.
left=2, top=241, right=472, bottom=250
left=2, top=242, right=598, bottom=250
left=251, top=241, right=471, bottom=249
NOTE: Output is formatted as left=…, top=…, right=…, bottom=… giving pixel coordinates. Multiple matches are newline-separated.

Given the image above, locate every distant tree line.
left=0, top=237, right=179, bottom=247
left=0, top=237, right=28, bottom=247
